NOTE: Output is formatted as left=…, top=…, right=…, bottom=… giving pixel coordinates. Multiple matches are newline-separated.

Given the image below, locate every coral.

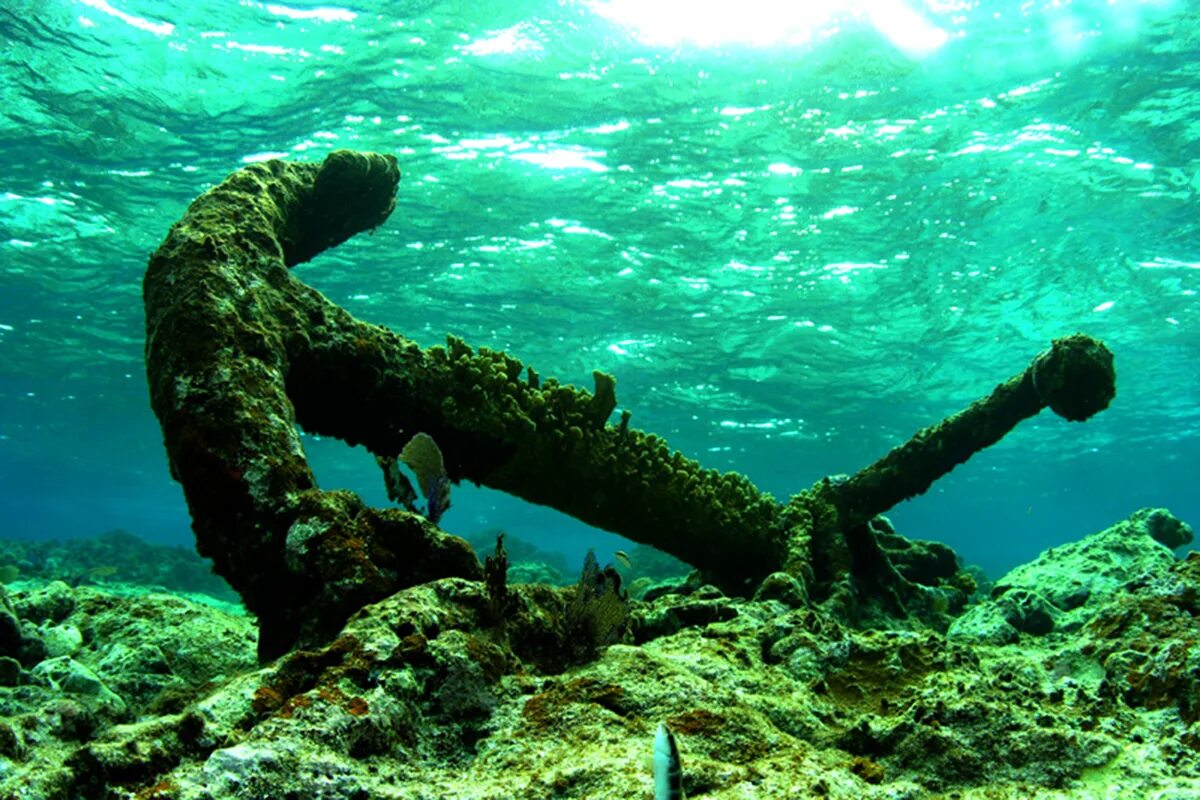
left=950, top=506, right=1187, bottom=644
left=482, top=532, right=513, bottom=626
left=585, top=370, right=617, bottom=428
left=557, top=551, right=631, bottom=667
left=1086, top=552, right=1200, bottom=724
left=0, top=529, right=238, bottom=603
left=399, top=433, right=446, bottom=502
left=0, top=507, right=1197, bottom=799
left=395, top=432, right=451, bottom=524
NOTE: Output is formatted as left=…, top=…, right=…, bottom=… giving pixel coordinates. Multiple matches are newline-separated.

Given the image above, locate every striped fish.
left=654, top=723, right=684, bottom=800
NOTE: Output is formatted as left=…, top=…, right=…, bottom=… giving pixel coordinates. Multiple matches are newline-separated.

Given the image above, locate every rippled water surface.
left=1, top=0, right=1197, bottom=575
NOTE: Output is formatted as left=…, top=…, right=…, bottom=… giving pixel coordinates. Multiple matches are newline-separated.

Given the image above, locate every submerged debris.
left=142, top=150, right=1117, bottom=662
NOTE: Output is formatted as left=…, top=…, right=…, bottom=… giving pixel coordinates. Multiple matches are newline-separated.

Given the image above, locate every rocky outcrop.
left=0, top=508, right=1194, bottom=799
left=949, top=507, right=1193, bottom=643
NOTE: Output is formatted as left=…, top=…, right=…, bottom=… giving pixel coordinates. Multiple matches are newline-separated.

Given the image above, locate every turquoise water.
left=1, top=0, right=1196, bottom=578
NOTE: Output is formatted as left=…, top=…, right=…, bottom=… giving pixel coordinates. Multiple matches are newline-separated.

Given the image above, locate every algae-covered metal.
left=143, top=150, right=1116, bottom=659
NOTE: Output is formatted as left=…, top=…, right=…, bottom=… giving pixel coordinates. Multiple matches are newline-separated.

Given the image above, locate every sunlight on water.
left=590, top=0, right=1178, bottom=67
left=0, top=0, right=1196, bottom=581
left=590, top=0, right=948, bottom=54
left=77, top=0, right=174, bottom=36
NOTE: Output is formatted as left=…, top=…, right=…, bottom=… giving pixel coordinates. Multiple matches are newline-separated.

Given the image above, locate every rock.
left=753, top=571, right=808, bottom=608
left=0, top=656, right=21, bottom=686
left=1000, top=587, right=1058, bottom=635
left=0, top=513, right=1198, bottom=799
left=950, top=508, right=1187, bottom=643
left=0, top=608, right=22, bottom=658
left=76, top=589, right=257, bottom=709
left=29, top=657, right=126, bottom=715
left=1134, top=507, right=1193, bottom=549
left=1086, top=552, right=1200, bottom=724
left=17, top=621, right=48, bottom=667
left=40, top=623, right=82, bottom=658
left=47, top=698, right=98, bottom=742
left=12, top=581, right=76, bottom=625
left=0, top=720, right=22, bottom=760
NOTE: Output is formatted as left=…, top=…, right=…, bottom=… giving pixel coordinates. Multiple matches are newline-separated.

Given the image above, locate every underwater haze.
left=1, top=0, right=1197, bottom=578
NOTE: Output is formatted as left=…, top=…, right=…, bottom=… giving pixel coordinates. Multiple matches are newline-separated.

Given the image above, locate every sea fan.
left=399, top=432, right=451, bottom=524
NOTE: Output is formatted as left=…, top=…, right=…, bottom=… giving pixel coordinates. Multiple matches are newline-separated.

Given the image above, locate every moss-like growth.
left=145, top=150, right=1116, bottom=658
left=1031, top=333, right=1116, bottom=421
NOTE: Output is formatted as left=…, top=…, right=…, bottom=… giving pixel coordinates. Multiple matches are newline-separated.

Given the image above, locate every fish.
left=614, top=550, right=632, bottom=570
left=654, top=722, right=684, bottom=800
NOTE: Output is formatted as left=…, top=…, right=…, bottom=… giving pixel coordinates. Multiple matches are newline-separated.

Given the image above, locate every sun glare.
left=590, top=0, right=950, bottom=56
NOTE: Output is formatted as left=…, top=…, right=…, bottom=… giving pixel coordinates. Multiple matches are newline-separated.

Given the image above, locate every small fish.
left=69, top=565, right=118, bottom=587
left=614, top=550, right=632, bottom=570
left=654, top=723, right=684, bottom=800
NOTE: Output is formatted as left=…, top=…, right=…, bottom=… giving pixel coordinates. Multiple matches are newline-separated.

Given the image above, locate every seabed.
left=0, top=508, right=1196, bottom=799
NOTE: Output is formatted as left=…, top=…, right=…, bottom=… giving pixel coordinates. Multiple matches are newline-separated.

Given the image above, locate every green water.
left=0, top=0, right=1196, bottom=575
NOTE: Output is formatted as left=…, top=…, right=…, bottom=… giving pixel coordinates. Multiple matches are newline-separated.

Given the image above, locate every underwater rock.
left=39, top=623, right=82, bottom=659
left=951, top=585, right=1059, bottom=645
left=0, top=656, right=20, bottom=686
left=950, top=507, right=1189, bottom=643
left=1086, top=551, right=1200, bottom=725
left=1134, top=505, right=1194, bottom=549
left=0, top=578, right=257, bottom=800
left=752, top=571, right=808, bottom=608
left=13, top=580, right=76, bottom=625
left=80, top=591, right=257, bottom=710
left=29, top=657, right=125, bottom=713
left=0, top=606, right=21, bottom=659
left=0, top=529, right=1197, bottom=800
left=0, top=530, right=240, bottom=601
left=505, top=559, right=567, bottom=585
